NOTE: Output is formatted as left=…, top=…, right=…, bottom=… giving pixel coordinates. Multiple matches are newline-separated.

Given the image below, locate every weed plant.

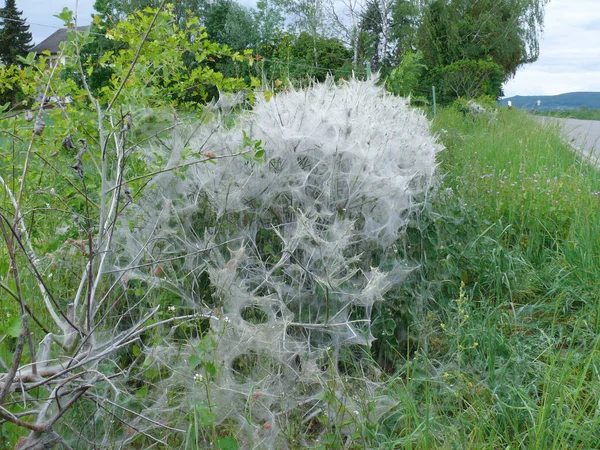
left=379, top=105, right=600, bottom=449
left=3, top=38, right=600, bottom=446
left=111, top=77, right=440, bottom=448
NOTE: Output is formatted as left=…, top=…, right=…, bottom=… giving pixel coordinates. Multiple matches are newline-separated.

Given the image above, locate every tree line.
left=0, top=0, right=548, bottom=105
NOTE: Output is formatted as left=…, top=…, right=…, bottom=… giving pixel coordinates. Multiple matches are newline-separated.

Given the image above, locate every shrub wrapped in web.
left=114, top=77, right=441, bottom=448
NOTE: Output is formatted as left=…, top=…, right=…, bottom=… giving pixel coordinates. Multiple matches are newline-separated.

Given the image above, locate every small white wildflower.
left=167, top=305, right=176, bottom=312
left=194, top=373, right=204, bottom=382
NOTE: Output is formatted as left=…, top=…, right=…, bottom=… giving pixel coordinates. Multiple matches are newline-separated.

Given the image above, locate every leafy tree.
left=390, top=0, right=418, bottom=61
left=253, top=0, right=285, bottom=53
left=359, top=0, right=382, bottom=70
left=358, top=0, right=419, bottom=71
left=201, top=0, right=258, bottom=52
left=282, top=0, right=329, bottom=67
left=325, top=0, right=363, bottom=70
left=418, top=0, right=547, bottom=79
left=0, top=0, right=32, bottom=66
left=292, top=31, right=353, bottom=80
left=385, top=50, right=427, bottom=101
left=93, top=0, right=201, bottom=25
left=406, top=0, right=547, bottom=103
left=0, top=62, right=21, bottom=104
left=436, top=58, right=505, bottom=102
left=93, top=0, right=159, bottom=22
left=265, top=30, right=352, bottom=82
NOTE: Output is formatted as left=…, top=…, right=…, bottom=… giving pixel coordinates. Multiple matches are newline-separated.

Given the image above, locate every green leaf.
left=144, top=367, right=160, bottom=382
left=142, top=356, right=153, bottom=369
left=196, top=403, right=217, bottom=426
left=217, top=436, right=238, bottom=450
left=2, top=316, right=22, bottom=338
left=204, top=361, right=217, bottom=377
left=135, top=385, right=148, bottom=399
left=54, top=8, right=74, bottom=26
left=188, top=354, right=202, bottom=370
left=17, top=52, right=35, bottom=66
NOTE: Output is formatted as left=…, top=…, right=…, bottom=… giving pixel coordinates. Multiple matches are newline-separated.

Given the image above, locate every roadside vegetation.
left=3, top=1, right=600, bottom=449
left=532, top=107, right=600, bottom=121
left=408, top=104, right=600, bottom=448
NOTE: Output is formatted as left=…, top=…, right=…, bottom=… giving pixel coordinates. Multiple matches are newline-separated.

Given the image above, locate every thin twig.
left=92, top=394, right=187, bottom=433
left=106, top=1, right=167, bottom=113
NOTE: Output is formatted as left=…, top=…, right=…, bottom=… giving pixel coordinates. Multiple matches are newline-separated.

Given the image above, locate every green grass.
left=532, top=108, right=600, bottom=121
left=3, top=101, right=600, bottom=449
left=372, top=106, right=600, bottom=449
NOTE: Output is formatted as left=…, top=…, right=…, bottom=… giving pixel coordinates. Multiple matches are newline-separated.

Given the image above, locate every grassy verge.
left=3, top=97, right=600, bottom=449
left=376, top=106, right=600, bottom=449
left=531, top=109, right=600, bottom=121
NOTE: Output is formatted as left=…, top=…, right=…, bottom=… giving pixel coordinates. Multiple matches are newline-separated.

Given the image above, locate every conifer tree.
left=0, top=0, right=32, bottom=66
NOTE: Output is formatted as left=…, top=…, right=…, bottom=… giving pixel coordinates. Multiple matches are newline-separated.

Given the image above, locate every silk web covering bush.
left=113, top=78, right=441, bottom=447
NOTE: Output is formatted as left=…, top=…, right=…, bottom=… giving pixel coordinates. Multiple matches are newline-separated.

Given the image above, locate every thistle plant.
left=114, top=76, right=441, bottom=447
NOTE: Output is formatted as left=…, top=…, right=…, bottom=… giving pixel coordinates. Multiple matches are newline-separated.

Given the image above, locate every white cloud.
left=503, top=0, right=600, bottom=97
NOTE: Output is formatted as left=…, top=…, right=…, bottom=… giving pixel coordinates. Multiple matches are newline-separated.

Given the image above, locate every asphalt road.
left=535, top=116, right=600, bottom=165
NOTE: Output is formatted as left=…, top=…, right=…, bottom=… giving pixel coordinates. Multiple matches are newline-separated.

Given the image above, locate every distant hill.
left=498, top=92, right=600, bottom=111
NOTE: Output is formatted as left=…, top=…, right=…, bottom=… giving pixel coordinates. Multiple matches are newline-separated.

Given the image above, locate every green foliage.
left=0, top=0, right=32, bottom=67
left=412, top=0, right=548, bottom=105
left=265, top=31, right=353, bottom=83
left=202, top=0, right=258, bottom=51
left=93, top=0, right=159, bottom=22
left=436, top=58, right=505, bottom=102
left=0, top=6, right=250, bottom=447
left=80, top=4, right=252, bottom=104
left=370, top=105, right=600, bottom=449
left=94, top=0, right=204, bottom=26
left=93, top=6, right=251, bottom=107
left=385, top=50, right=427, bottom=102
left=359, top=0, right=383, bottom=70
left=253, top=0, right=285, bottom=52
left=390, top=0, right=419, bottom=61
left=0, top=63, right=23, bottom=105
left=418, top=0, right=547, bottom=79
left=532, top=108, right=600, bottom=121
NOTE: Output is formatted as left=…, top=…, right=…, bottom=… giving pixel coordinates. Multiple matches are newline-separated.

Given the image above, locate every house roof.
left=31, top=26, right=90, bottom=54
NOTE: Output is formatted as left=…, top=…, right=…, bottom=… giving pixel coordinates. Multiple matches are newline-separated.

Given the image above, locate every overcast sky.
left=19, top=0, right=600, bottom=98
left=22, top=1, right=96, bottom=44
left=503, top=0, right=600, bottom=97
